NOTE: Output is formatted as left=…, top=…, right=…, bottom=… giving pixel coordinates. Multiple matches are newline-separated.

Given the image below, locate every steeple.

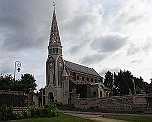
left=48, top=2, right=62, bottom=56
left=49, top=2, right=61, bottom=46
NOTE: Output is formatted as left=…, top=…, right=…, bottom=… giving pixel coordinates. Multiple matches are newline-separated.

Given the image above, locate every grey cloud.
left=127, top=37, right=152, bottom=56
left=127, top=44, right=140, bottom=56
left=69, top=39, right=90, bottom=54
left=130, top=59, right=143, bottom=64
left=142, top=37, right=152, bottom=52
left=0, top=0, right=50, bottom=52
left=90, top=34, right=128, bottom=53
left=0, top=60, right=14, bottom=74
left=62, top=14, right=94, bottom=35
left=80, top=54, right=106, bottom=65
left=126, top=15, right=143, bottom=24
left=70, top=44, right=83, bottom=54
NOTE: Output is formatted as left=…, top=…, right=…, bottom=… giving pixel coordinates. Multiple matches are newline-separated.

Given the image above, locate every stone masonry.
left=74, top=94, right=152, bottom=112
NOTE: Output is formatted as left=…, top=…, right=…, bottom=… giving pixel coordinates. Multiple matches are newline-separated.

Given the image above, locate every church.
left=42, top=6, right=111, bottom=105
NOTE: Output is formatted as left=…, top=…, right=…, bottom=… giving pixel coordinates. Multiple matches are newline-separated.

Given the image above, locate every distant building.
left=43, top=6, right=111, bottom=105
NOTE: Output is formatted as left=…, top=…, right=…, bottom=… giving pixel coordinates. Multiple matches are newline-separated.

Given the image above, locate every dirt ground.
left=64, top=113, right=129, bottom=122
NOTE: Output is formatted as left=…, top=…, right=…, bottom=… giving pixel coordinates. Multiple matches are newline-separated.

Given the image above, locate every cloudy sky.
left=0, top=0, right=152, bottom=89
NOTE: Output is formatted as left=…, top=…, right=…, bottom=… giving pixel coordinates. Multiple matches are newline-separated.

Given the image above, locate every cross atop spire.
left=53, top=2, right=56, bottom=11
left=49, top=2, right=61, bottom=46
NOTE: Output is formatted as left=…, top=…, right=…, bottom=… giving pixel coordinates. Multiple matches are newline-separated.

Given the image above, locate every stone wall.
left=74, top=94, right=151, bottom=112
left=0, top=90, right=28, bottom=107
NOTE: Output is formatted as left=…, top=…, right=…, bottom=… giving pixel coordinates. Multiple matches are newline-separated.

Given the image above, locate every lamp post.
left=14, top=61, right=21, bottom=81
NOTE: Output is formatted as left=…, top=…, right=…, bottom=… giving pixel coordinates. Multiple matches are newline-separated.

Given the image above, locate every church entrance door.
left=48, top=92, right=54, bottom=104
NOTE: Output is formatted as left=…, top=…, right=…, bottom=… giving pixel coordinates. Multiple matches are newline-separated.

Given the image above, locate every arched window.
left=58, top=57, right=64, bottom=86
left=87, top=77, right=89, bottom=81
left=82, top=76, right=84, bottom=81
left=77, top=75, right=80, bottom=80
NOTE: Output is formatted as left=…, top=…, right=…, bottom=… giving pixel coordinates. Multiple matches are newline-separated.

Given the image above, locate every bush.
left=50, top=107, right=59, bottom=117
left=22, top=111, right=30, bottom=119
left=41, top=108, right=50, bottom=117
left=29, top=107, right=36, bottom=118
left=45, top=103, right=59, bottom=117
left=35, top=108, right=43, bottom=117
left=0, top=103, right=59, bottom=121
left=0, top=104, right=8, bottom=121
left=0, top=105, right=21, bottom=121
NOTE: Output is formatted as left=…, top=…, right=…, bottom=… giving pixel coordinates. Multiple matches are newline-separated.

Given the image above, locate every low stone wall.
left=0, top=90, right=28, bottom=107
left=74, top=94, right=150, bottom=112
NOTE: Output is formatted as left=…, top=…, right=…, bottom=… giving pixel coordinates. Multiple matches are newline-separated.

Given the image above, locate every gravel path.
left=64, top=112, right=129, bottom=122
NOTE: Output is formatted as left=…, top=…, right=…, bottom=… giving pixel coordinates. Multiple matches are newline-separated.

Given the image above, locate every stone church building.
left=42, top=7, right=111, bottom=105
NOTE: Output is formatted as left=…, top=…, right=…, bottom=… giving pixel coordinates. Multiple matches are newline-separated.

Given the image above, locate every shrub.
left=29, top=107, right=36, bottom=118
left=13, top=112, right=23, bottom=120
left=46, top=103, right=59, bottom=117
left=41, top=108, right=50, bottom=117
left=50, top=107, right=59, bottom=117
left=22, top=111, right=30, bottom=119
left=35, top=108, right=43, bottom=117
left=0, top=104, right=8, bottom=121
left=0, top=105, right=20, bottom=121
left=6, top=105, right=15, bottom=120
left=0, top=103, right=59, bottom=121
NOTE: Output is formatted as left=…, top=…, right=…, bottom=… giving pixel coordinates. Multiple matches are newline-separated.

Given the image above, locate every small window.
left=95, top=79, right=97, bottom=83
left=77, top=75, right=79, bottom=80
left=100, top=91, right=102, bottom=98
left=91, top=78, right=93, bottom=82
left=56, top=48, right=58, bottom=53
left=87, top=77, right=89, bottom=81
left=82, top=76, right=84, bottom=81
left=53, top=48, right=55, bottom=53
left=93, top=92, right=96, bottom=96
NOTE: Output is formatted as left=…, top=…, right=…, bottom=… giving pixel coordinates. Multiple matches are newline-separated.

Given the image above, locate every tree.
left=0, top=74, right=14, bottom=90
left=104, top=69, right=151, bottom=96
left=20, top=74, right=37, bottom=93
left=0, top=73, right=37, bottom=93
left=104, top=71, right=113, bottom=89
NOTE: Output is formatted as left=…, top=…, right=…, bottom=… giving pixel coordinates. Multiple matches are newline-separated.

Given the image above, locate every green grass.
left=110, top=115, right=152, bottom=122
left=7, top=113, right=94, bottom=122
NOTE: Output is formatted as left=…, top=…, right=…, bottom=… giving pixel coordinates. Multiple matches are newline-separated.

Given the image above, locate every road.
left=62, top=110, right=151, bottom=122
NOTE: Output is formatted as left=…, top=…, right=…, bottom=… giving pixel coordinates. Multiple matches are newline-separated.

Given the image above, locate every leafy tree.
left=104, top=70, right=151, bottom=96
left=20, top=74, right=37, bottom=93
left=104, top=71, right=113, bottom=89
left=0, top=73, right=37, bottom=93
left=0, top=75, right=14, bottom=90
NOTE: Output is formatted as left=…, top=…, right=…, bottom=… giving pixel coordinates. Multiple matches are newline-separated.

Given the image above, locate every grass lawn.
left=7, top=113, right=94, bottom=122
left=110, top=115, right=152, bottom=122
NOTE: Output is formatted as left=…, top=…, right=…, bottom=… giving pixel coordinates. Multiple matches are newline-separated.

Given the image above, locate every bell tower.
left=44, top=3, right=69, bottom=105
left=48, top=3, right=62, bottom=56
left=46, top=3, right=63, bottom=87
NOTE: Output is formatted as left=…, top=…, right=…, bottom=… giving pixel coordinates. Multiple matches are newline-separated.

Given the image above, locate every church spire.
left=49, top=2, right=61, bottom=45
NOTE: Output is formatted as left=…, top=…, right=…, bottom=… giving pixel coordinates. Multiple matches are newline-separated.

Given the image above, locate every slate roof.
left=64, top=60, right=100, bottom=77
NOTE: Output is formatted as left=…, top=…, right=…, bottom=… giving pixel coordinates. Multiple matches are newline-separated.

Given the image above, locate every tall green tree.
left=0, top=73, right=37, bottom=93
left=104, top=71, right=113, bottom=89
left=20, top=74, right=37, bottom=93
left=0, top=75, right=13, bottom=90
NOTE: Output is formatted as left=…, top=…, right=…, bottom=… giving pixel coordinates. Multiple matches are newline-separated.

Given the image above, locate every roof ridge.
left=64, top=60, right=101, bottom=77
left=64, top=60, right=93, bottom=69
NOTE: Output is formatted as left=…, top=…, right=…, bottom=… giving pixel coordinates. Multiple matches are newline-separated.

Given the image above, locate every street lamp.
left=14, top=61, right=21, bottom=81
